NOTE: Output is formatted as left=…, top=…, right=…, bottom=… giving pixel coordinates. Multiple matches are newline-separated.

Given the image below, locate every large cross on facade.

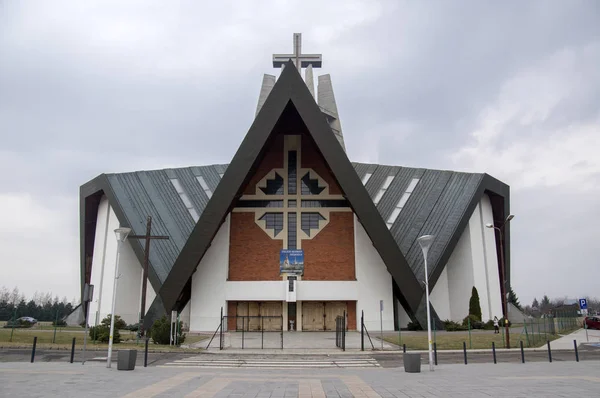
left=128, top=216, right=169, bottom=336
left=273, top=33, right=322, bottom=71
left=232, top=137, right=351, bottom=267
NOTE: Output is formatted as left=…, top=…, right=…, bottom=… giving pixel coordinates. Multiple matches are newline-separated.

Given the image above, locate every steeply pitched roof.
left=140, top=60, right=428, bottom=329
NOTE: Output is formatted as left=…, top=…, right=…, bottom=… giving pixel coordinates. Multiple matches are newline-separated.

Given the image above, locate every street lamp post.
left=107, top=227, right=131, bottom=368
left=417, top=234, right=435, bottom=371
left=486, top=214, right=514, bottom=349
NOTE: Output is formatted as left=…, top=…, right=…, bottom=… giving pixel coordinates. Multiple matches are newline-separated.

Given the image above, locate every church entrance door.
left=302, top=302, right=325, bottom=331
left=324, top=301, right=347, bottom=331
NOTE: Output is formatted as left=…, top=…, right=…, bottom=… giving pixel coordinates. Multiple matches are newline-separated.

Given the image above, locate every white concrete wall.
left=88, top=196, right=113, bottom=326
left=189, top=215, right=230, bottom=332
left=297, top=281, right=359, bottom=301
left=479, top=194, right=503, bottom=320
left=430, top=266, right=451, bottom=320
left=354, top=216, right=395, bottom=331
left=180, top=300, right=191, bottom=331
left=88, top=196, right=145, bottom=326
left=225, top=280, right=360, bottom=302
left=437, top=194, right=503, bottom=322
left=114, top=239, right=144, bottom=325
left=225, top=281, right=286, bottom=301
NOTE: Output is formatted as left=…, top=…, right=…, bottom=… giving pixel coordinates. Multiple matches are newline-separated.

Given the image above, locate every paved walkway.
left=550, top=328, right=600, bottom=349
left=1, top=360, right=599, bottom=397
left=203, top=331, right=396, bottom=353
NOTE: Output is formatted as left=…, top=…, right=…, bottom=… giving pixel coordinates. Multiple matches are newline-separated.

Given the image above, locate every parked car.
left=584, top=316, right=600, bottom=330
left=17, top=317, right=38, bottom=324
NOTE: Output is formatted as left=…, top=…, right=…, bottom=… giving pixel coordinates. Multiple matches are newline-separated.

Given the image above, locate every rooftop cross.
left=273, top=33, right=322, bottom=70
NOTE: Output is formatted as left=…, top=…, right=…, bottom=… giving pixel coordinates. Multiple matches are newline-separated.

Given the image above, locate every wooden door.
left=302, top=302, right=325, bottom=331
left=261, top=301, right=282, bottom=331
left=236, top=302, right=247, bottom=331
left=248, top=302, right=260, bottom=331
left=324, top=301, right=347, bottom=331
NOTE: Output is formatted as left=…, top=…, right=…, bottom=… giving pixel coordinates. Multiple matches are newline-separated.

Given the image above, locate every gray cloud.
left=1, top=0, right=599, bottom=305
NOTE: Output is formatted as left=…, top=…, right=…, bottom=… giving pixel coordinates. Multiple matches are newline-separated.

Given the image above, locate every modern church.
left=80, top=34, right=510, bottom=333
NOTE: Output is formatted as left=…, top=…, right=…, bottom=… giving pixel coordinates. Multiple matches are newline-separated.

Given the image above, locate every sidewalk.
left=549, top=328, right=600, bottom=349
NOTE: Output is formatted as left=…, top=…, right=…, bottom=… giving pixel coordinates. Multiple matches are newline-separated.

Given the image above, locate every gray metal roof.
left=351, top=163, right=484, bottom=284
left=103, top=165, right=228, bottom=284
left=101, top=162, right=482, bottom=290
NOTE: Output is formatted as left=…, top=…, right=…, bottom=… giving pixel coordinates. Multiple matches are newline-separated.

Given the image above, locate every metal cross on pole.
left=128, top=216, right=169, bottom=337
left=272, top=33, right=322, bottom=70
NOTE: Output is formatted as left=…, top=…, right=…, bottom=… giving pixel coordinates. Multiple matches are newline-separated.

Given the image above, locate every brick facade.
left=301, top=134, right=342, bottom=195
left=243, top=135, right=284, bottom=195
left=302, top=212, right=355, bottom=281
left=228, top=212, right=283, bottom=281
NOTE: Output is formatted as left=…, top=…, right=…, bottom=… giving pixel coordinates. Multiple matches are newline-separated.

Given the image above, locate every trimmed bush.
left=483, top=320, right=495, bottom=330
left=443, top=320, right=467, bottom=331
left=462, top=314, right=483, bottom=329
left=52, top=319, right=67, bottom=327
left=150, top=315, right=186, bottom=345
left=89, top=325, right=121, bottom=343
left=88, top=314, right=124, bottom=343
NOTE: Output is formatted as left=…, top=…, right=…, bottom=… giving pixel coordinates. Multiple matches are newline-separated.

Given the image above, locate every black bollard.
left=433, top=342, right=438, bottom=365
left=574, top=340, right=579, bottom=362
left=31, top=337, right=38, bottom=363
left=520, top=340, right=525, bottom=363
left=144, top=337, right=149, bottom=367
left=70, top=337, right=76, bottom=363
left=547, top=340, right=552, bottom=363
left=492, top=342, right=497, bottom=364
left=463, top=341, right=467, bottom=365
left=403, top=344, right=406, bottom=353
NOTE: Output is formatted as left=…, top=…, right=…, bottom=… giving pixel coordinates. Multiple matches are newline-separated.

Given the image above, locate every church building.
left=80, top=34, right=510, bottom=333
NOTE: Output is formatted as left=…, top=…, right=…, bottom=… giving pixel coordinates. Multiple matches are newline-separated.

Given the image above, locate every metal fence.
left=335, top=312, right=346, bottom=351
left=206, top=314, right=284, bottom=350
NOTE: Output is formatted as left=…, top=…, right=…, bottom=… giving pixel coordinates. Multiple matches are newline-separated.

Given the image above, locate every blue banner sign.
left=280, top=249, right=304, bottom=275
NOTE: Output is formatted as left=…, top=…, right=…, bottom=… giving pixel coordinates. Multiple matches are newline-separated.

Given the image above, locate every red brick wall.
left=243, top=135, right=284, bottom=195
left=347, top=301, right=356, bottom=331
left=302, top=212, right=355, bottom=281
left=301, top=135, right=343, bottom=195
left=229, top=212, right=283, bottom=281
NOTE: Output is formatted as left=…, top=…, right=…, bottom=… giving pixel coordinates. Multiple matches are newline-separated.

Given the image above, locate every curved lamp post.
left=107, top=227, right=131, bottom=368
left=417, top=234, right=435, bottom=371
left=486, top=214, right=514, bottom=349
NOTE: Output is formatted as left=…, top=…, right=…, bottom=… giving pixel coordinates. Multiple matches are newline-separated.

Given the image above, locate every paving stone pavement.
left=1, top=360, right=599, bottom=397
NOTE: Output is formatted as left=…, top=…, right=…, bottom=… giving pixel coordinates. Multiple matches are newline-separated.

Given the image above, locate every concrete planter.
left=403, top=353, right=421, bottom=373
left=117, top=349, right=137, bottom=371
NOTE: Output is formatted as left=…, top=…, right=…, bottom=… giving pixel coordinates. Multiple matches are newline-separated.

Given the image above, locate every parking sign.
left=579, top=298, right=588, bottom=310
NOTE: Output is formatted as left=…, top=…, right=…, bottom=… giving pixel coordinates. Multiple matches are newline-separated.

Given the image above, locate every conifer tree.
left=469, top=286, right=482, bottom=321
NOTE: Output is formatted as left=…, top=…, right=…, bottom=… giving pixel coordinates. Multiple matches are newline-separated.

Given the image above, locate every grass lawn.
left=382, top=328, right=578, bottom=350
left=0, top=327, right=208, bottom=352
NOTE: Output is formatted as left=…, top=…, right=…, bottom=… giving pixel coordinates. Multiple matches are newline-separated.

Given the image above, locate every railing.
left=335, top=311, right=346, bottom=351
left=209, top=310, right=283, bottom=350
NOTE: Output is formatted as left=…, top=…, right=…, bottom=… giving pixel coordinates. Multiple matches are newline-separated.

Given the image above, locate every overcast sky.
left=1, top=1, right=598, bottom=307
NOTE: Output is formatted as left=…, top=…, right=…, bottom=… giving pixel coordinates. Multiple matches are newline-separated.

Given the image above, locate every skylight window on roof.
left=373, top=175, right=395, bottom=205
left=361, top=173, right=372, bottom=185
left=386, top=178, right=420, bottom=228
left=170, top=178, right=199, bottom=222
left=196, top=176, right=213, bottom=198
